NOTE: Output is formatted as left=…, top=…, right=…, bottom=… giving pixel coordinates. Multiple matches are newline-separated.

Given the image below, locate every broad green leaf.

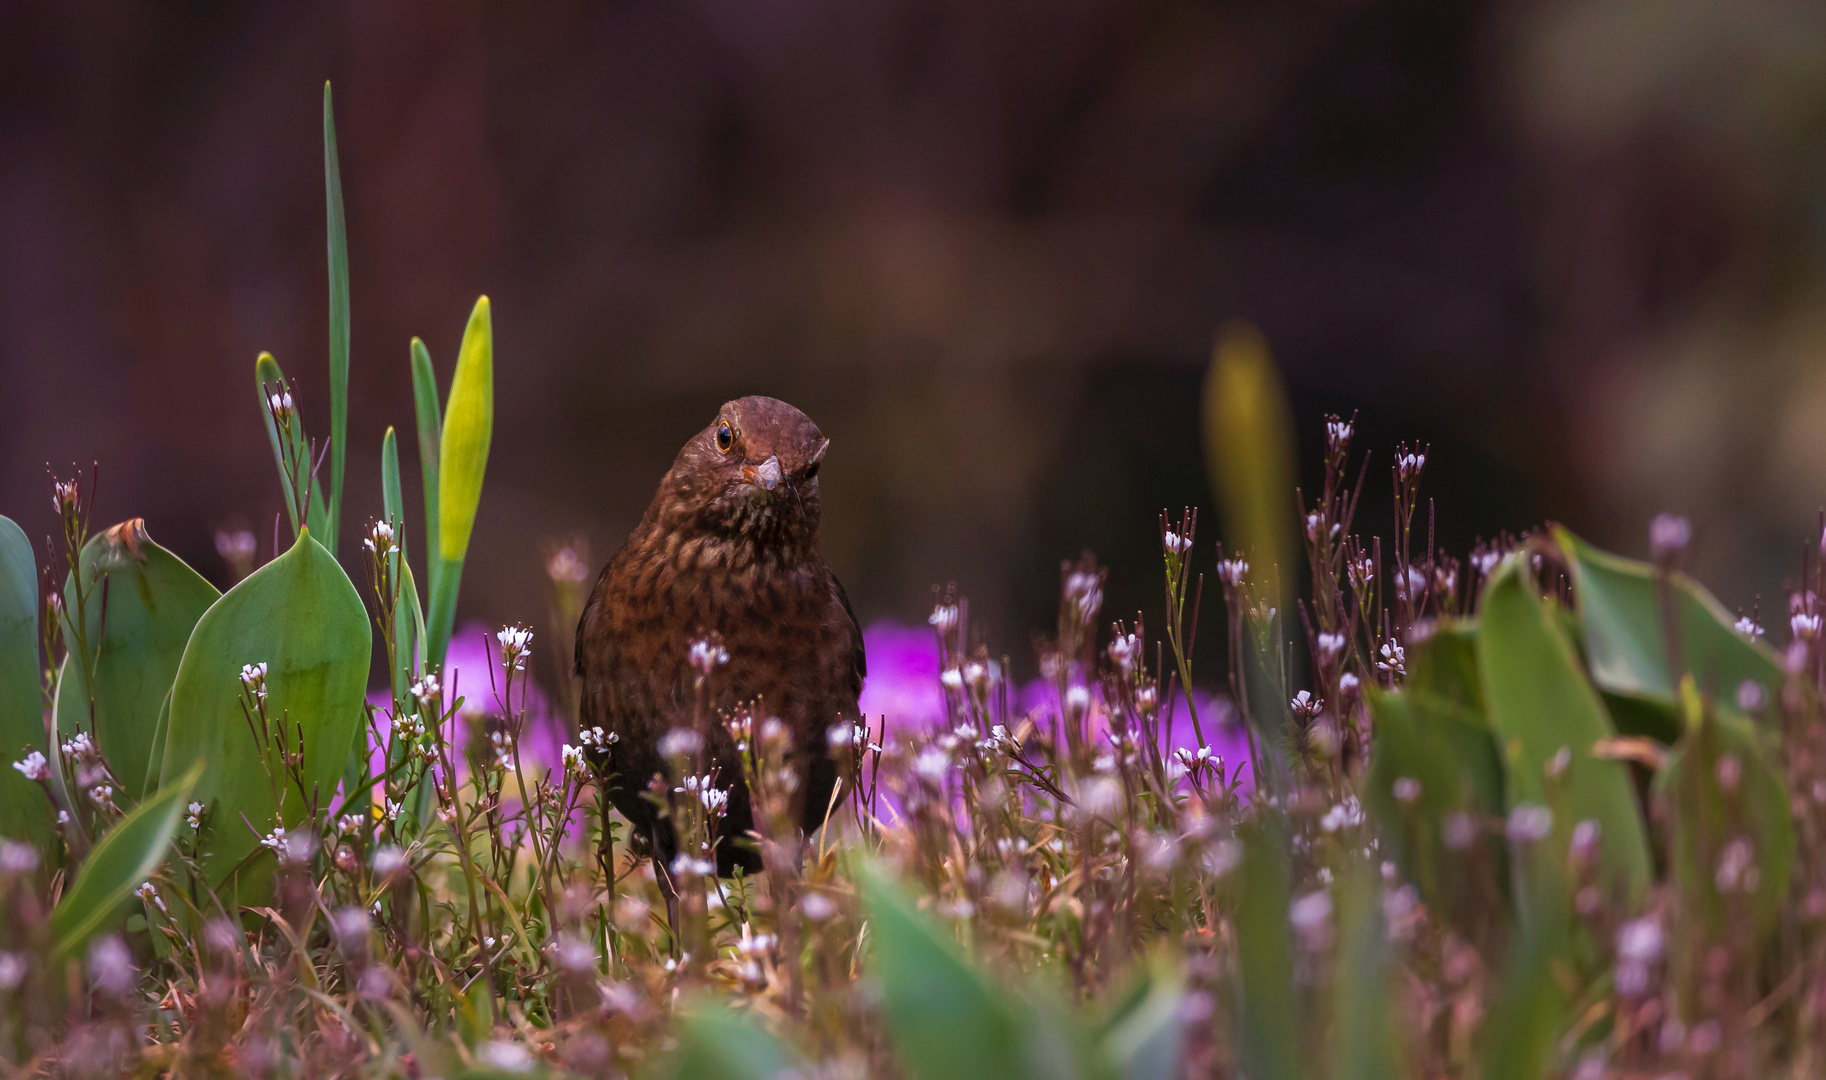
left=323, top=81, right=350, bottom=557
left=0, top=514, right=49, bottom=843
left=54, top=519, right=219, bottom=799
left=410, top=336, right=443, bottom=639
left=255, top=352, right=331, bottom=540
left=1098, top=955, right=1186, bottom=1080
left=1233, top=817, right=1304, bottom=1080
left=651, top=999, right=797, bottom=1080
left=1407, top=618, right=1484, bottom=714
left=1364, top=688, right=1506, bottom=931
left=856, top=859, right=1032, bottom=1080
left=1654, top=679, right=1793, bottom=944
left=1556, top=527, right=1786, bottom=721
left=1480, top=883, right=1572, bottom=1080
left=429, top=297, right=492, bottom=669
left=1479, top=553, right=1651, bottom=906
left=160, top=528, right=370, bottom=902
left=51, top=761, right=200, bottom=958
left=1330, top=863, right=1406, bottom=1080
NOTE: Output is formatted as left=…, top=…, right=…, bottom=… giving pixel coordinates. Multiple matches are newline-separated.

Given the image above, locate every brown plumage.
left=574, top=396, right=865, bottom=877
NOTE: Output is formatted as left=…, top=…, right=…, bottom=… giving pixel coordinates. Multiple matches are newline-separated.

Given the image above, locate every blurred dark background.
left=4, top=0, right=1825, bottom=685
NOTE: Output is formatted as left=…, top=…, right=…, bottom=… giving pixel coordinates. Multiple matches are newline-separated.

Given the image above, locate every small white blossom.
left=1649, top=513, right=1691, bottom=559
left=562, top=744, right=590, bottom=780
left=1163, top=530, right=1191, bottom=555
left=0, top=840, right=39, bottom=875
left=267, top=391, right=295, bottom=422
left=239, top=662, right=269, bottom=702
left=1319, top=797, right=1364, bottom=833
left=371, top=846, right=407, bottom=877
left=1377, top=641, right=1406, bottom=677
left=686, top=637, right=728, bottom=676
left=0, top=952, right=24, bottom=991
left=1506, top=804, right=1554, bottom=844
left=1289, top=890, right=1333, bottom=949
left=1736, top=615, right=1765, bottom=640
left=929, top=603, right=960, bottom=634
left=1216, top=558, right=1249, bottom=586
left=477, top=1041, right=535, bottom=1074
left=1291, top=690, right=1323, bottom=719
left=136, top=881, right=165, bottom=912
left=363, top=519, right=396, bottom=556
left=1795, top=612, right=1822, bottom=641
left=87, top=936, right=135, bottom=997
left=657, top=727, right=702, bottom=759
left=59, top=731, right=94, bottom=760
left=497, top=625, right=534, bottom=672
left=1392, top=777, right=1421, bottom=804
left=11, top=752, right=47, bottom=782
left=1316, top=632, right=1346, bottom=662
left=940, top=668, right=964, bottom=691
left=1109, top=633, right=1140, bottom=671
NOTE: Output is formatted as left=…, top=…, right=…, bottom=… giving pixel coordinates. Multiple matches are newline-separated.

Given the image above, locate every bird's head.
left=657, top=396, right=829, bottom=546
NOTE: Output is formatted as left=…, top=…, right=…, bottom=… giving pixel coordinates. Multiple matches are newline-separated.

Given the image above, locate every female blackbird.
left=574, top=396, right=866, bottom=879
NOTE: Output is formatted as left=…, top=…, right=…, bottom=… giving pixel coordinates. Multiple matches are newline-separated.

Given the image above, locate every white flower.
left=1291, top=690, right=1323, bottom=719
left=1316, top=632, right=1346, bottom=661
left=801, top=892, right=837, bottom=921
left=186, top=801, right=206, bottom=829
left=939, top=667, right=964, bottom=691
left=1319, top=797, right=1364, bottom=833
left=1617, top=915, right=1664, bottom=965
left=410, top=673, right=441, bottom=710
left=136, top=881, right=165, bottom=912
left=1735, top=615, right=1764, bottom=639
left=657, top=727, right=702, bottom=759
left=1649, top=513, right=1691, bottom=559
left=686, top=637, right=727, bottom=676
left=371, top=846, right=407, bottom=877
left=59, top=732, right=94, bottom=760
left=11, top=752, right=47, bottom=782
left=669, top=854, right=715, bottom=879
left=1289, top=890, right=1333, bottom=949
left=497, top=625, right=534, bottom=672
left=1506, top=804, right=1554, bottom=844
left=1326, top=417, right=1354, bottom=450
left=88, top=784, right=115, bottom=809
left=1392, top=777, right=1421, bottom=804
left=562, top=744, right=589, bottom=780
left=1396, top=450, right=1426, bottom=481
left=546, top=546, right=590, bottom=584
left=914, top=747, right=951, bottom=782
left=0, top=952, right=24, bottom=991
left=0, top=841, right=39, bottom=875
left=87, top=936, right=135, bottom=997
left=1065, top=685, right=1091, bottom=716
left=1377, top=641, right=1406, bottom=677
left=267, top=391, right=295, bottom=421
left=577, top=725, right=616, bottom=748
left=928, top=603, right=960, bottom=634
left=363, top=519, right=396, bottom=556
left=215, top=529, right=256, bottom=561
left=1216, top=558, right=1249, bottom=586
left=338, top=814, right=365, bottom=836
left=51, top=478, right=80, bottom=516
left=1795, top=612, right=1822, bottom=641
left=1715, top=836, right=1759, bottom=893
left=1109, top=633, right=1140, bottom=671
left=1339, top=672, right=1360, bottom=695
left=1163, top=530, right=1191, bottom=555
left=477, top=1041, right=535, bottom=1074
left=392, top=712, right=426, bottom=741
left=239, top=662, right=269, bottom=702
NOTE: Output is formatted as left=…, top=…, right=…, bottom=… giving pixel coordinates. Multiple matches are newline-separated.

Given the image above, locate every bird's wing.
left=830, top=571, right=867, bottom=701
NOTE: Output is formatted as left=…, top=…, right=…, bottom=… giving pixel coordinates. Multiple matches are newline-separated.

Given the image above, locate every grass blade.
left=51, top=761, right=200, bottom=958
left=323, top=81, right=350, bottom=557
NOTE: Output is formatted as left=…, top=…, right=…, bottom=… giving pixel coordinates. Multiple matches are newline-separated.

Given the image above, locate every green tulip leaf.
left=323, top=81, right=350, bottom=557
left=1556, top=526, right=1787, bottom=721
left=0, top=514, right=49, bottom=844
left=1480, top=553, right=1652, bottom=908
left=54, top=519, right=219, bottom=799
left=159, top=528, right=369, bottom=903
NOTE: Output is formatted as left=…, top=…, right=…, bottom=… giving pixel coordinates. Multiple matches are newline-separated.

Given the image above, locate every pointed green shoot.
left=428, top=297, right=492, bottom=669
left=51, top=761, right=200, bottom=959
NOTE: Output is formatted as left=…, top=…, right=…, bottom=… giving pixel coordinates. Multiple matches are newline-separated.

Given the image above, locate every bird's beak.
left=754, top=456, right=783, bottom=492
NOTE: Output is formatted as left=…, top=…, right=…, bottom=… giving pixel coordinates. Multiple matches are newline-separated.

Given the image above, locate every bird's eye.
left=715, top=420, right=734, bottom=453
left=802, top=461, right=820, bottom=480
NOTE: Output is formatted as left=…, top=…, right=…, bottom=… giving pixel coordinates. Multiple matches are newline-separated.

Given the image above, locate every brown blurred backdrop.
left=2, top=0, right=1824, bottom=682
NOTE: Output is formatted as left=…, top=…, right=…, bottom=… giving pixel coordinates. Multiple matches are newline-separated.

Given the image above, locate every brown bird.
left=575, top=396, right=865, bottom=881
